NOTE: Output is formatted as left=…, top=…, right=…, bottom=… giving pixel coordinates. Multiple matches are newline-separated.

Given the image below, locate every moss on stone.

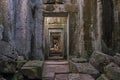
left=16, top=60, right=27, bottom=70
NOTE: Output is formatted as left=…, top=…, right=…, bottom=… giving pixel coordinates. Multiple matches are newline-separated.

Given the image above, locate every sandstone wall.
left=112, top=0, right=120, bottom=52
left=0, top=0, right=119, bottom=60
left=77, top=0, right=103, bottom=58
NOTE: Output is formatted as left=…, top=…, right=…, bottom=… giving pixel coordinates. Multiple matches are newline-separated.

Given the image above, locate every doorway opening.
left=44, top=14, right=69, bottom=60
left=50, top=32, right=62, bottom=57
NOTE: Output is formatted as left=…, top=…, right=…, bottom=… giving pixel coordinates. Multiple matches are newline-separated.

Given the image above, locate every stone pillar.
left=83, top=0, right=93, bottom=57
left=78, top=0, right=103, bottom=58
left=78, top=0, right=85, bottom=57
left=15, top=0, right=30, bottom=59
left=8, top=0, right=16, bottom=48
left=91, top=0, right=102, bottom=52
left=33, top=0, right=44, bottom=60
left=112, top=0, right=120, bottom=52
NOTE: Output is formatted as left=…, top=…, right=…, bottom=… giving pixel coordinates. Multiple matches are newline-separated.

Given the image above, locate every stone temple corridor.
left=0, top=0, right=120, bottom=80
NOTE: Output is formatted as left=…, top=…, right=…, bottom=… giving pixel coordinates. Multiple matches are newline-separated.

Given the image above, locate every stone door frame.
left=48, top=28, right=64, bottom=57
left=43, top=13, right=69, bottom=60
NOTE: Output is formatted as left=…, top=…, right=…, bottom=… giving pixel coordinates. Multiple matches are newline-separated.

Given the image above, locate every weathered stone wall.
left=14, top=0, right=44, bottom=60
left=69, top=12, right=78, bottom=55
left=0, top=0, right=119, bottom=60
left=0, top=0, right=44, bottom=60
left=112, top=0, right=120, bottom=52
left=0, top=0, right=10, bottom=41
left=77, top=0, right=120, bottom=58
left=77, top=0, right=103, bottom=58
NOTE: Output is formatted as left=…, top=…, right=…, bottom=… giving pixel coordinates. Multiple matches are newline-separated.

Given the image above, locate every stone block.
left=71, top=57, right=87, bottom=63
left=46, top=5, right=55, bottom=11
left=0, top=41, right=18, bottom=61
left=69, top=61, right=79, bottom=73
left=17, top=56, right=24, bottom=61
left=16, top=60, right=27, bottom=70
left=90, top=51, right=113, bottom=72
left=65, top=4, right=78, bottom=12
left=69, top=73, right=95, bottom=80
left=0, top=41, right=17, bottom=73
left=104, top=63, right=120, bottom=80
left=96, top=74, right=109, bottom=80
left=21, top=61, right=43, bottom=79
left=70, top=62, right=99, bottom=78
left=113, top=53, right=120, bottom=66
left=0, top=61, right=16, bottom=73
left=55, top=74, right=68, bottom=80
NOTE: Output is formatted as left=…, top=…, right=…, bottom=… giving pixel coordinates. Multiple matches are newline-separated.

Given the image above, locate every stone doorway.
left=49, top=29, right=63, bottom=58
left=44, top=14, right=68, bottom=60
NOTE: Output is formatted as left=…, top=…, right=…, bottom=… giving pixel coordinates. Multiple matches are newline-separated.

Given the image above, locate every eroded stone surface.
left=0, top=41, right=18, bottom=61
left=55, top=74, right=68, bottom=80
left=90, top=51, right=112, bottom=72
left=69, top=73, right=95, bottom=80
left=71, top=57, right=87, bottom=63
left=71, top=62, right=99, bottom=78
left=104, top=63, right=120, bottom=80
left=96, top=74, right=109, bottom=80
left=113, top=53, right=120, bottom=66
left=0, top=41, right=18, bottom=73
left=21, top=61, right=43, bottom=79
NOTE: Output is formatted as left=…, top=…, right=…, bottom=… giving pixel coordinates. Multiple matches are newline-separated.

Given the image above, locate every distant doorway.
left=49, top=29, right=64, bottom=59
left=44, top=14, right=68, bottom=60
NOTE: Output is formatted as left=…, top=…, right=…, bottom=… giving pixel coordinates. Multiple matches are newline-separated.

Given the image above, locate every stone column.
left=112, top=0, right=120, bottom=52
left=33, top=0, right=44, bottom=60
left=78, top=0, right=85, bottom=57
left=91, top=0, right=102, bottom=52
left=15, top=0, right=30, bottom=59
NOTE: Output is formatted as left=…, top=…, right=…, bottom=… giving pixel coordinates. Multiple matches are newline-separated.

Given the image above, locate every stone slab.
left=69, top=73, right=95, bottom=80
left=71, top=62, right=99, bottom=78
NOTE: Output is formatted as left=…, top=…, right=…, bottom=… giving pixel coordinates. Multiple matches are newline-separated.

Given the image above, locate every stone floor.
left=42, top=60, right=69, bottom=80
left=42, top=60, right=95, bottom=80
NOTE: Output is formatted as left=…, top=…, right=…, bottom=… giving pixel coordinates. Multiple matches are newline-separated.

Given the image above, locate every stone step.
left=44, top=61, right=69, bottom=65
left=48, top=56, right=64, bottom=60
left=42, top=61, right=69, bottom=80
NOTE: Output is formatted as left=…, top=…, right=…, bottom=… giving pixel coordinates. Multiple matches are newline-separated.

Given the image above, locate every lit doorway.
left=49, top=29, right=64, bottom=59
left=44, top=15, right=68, bottom=60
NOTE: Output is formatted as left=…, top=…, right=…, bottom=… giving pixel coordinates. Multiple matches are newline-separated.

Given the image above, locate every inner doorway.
left=44, top=15, right=68, bottom=60
left=49, top=29, right=63, bottom=58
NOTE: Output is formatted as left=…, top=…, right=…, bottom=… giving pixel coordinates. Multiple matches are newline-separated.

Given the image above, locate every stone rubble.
left=90, top=51, right=113, bottom=72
